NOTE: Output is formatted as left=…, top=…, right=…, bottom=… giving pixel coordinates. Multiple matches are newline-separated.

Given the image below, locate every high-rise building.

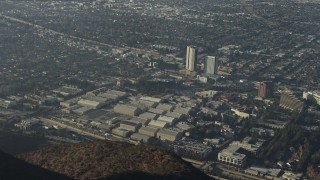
left=280, top=91, right=304, bottom=113
left=204, top=56, right=218, bottom=75
left=185, top=46, right=197, bottom=71
left=258, top=81, right=273, bottom=98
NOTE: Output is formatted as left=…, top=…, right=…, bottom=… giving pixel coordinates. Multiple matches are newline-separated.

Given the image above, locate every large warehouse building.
left=157, top=129, right=183, bottom=142
left=114, top=104, right=142, bottom=116
left=139, top=126, right=159, bottom=137
left=148, top=120, right=169, bottom=129
left=120, top=120, right=141, bottom=132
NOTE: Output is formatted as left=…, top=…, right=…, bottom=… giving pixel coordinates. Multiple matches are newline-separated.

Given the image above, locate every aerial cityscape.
left=0, top=0, right=320, bottom=179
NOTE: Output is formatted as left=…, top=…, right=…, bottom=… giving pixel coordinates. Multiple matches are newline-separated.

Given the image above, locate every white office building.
left=186, top=46, right=197, bottom=71
left=204, top=56, right=218, bottom=75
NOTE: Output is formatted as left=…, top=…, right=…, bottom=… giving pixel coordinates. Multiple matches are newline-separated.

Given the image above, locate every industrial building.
left=165, top=112, right=184, bottom=120
left=130, top=133, right=153, bottom=143
left=112, top=127, right=132, bottom=137
left=156, top=103, right=175, bottom=112
left=131, top=100, right=158, bottom=109
left=140, top=96, right=163, bottom=103
left=148, top=108, right=166, bottom=115
left=78, top=97, right=107, bottom=109
left=114, top=104, right=142, bottom=116
left=72, top=106, right=92, bottom=115
left=60, top=98, right=80, bottom=108
left=86, top=87, right=107, bottom=96
left=173, top=107, right=192, bottom=115
left=105, top=118, right=121, bottom=126
left=218, top=145, right=247, bottom=168
left=186, top=46, right=197, bottom=71
left=139, top=112, right=159, bottom=120
left=138, top=100, right=158, bottom=108
left=156, top=128, right=183, bottom=142
left=138, top=126, right=159, bottom=137
left=52, top=86, right=83, bottom=97
left=157, top=115, right=178, bottom=125
left=148, top=120, right=169, bottom=129
left=120, top=120, right=141, bottom=132
left=130, top=117, right=150, bottom=125
left=176, top=123, right=195, bottom=131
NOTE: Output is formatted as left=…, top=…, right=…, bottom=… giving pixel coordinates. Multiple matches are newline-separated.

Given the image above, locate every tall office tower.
left=258, top=81, right=274, bottom=98
left=185, top=46, right=197, bottom=71
left=204, top=56, right=218, bottom=75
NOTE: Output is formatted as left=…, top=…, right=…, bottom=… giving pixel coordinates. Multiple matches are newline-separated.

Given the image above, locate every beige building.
left=186, top=46, right=197, bottom=71
left=148, top=120, right=169, bottom=129
left=120, top=120, right=141, bottom=132
left=138, top=126, right=159, bottom=137
left=114, top=104, right=142, bottom=116
left=156, top=129, right=183, bottom=142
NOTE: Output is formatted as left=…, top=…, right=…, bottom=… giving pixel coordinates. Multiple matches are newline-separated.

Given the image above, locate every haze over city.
left=0, top=0, right=319, bottom=179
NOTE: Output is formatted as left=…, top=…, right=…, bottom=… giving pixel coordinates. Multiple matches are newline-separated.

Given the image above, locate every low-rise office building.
left=171, top=140, right=212, bottom=160
left=218, top=145, right=247, bottom=168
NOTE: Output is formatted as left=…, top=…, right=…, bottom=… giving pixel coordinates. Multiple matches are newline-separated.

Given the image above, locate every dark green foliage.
left=19, top=140, right=211, bottom=180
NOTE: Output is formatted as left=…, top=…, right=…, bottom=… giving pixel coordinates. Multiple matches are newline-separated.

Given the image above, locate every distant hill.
left=0, top=150, right=69, bottom=180
left=19, top=140, right=211, bottom=180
